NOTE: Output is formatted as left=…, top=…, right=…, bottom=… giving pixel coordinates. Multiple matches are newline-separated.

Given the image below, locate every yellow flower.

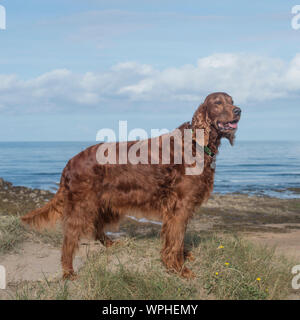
left=215, top=272, right=219, bottom=276
left=256, top=277, right=261, bottom=281
left=218, top=245, right=224, bottom=249
left=225, top=262, right=229, bottom=266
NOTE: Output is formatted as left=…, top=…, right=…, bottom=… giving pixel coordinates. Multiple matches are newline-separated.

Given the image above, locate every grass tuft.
left=195, top=234, right=294, bottom=299
left=0, top=215, right=27, bottom=254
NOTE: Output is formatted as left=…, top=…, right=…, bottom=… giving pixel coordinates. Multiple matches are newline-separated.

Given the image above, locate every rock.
left=0, top=177, right=54, bottom=216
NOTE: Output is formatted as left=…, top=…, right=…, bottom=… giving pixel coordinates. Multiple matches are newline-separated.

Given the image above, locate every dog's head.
left=192, top=92, right=241, bottom=145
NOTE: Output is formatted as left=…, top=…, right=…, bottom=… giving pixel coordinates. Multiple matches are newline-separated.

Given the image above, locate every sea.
left=0, top=141, right=299, bottom=199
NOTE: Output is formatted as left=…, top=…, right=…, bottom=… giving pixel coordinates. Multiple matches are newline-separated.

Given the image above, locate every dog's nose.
left=233, top=107, right=241, bottom=116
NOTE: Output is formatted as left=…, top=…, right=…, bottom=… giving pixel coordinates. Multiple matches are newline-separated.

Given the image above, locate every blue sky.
left=0, top=0, right=299, bottom=141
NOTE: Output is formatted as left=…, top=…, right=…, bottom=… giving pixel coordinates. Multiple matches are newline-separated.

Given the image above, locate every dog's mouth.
left=217, top=119, right=239, bottom=131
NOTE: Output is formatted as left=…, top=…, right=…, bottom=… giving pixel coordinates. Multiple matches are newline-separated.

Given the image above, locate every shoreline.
left=1, top=177, right=300, bottom=235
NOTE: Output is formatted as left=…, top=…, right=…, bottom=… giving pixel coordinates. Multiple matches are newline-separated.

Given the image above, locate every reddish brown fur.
left=21, top=92, right=241, bottom=279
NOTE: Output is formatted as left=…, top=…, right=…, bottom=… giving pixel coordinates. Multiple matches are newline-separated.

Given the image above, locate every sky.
left=0, top=0, right=299, bottom=141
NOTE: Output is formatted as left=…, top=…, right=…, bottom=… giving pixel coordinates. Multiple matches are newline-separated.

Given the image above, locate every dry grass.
left=0, top=215, right=27, bottom=254
left=193, top=234, right=294, bottom=299
left=12, top=232, right=295, bottom=300
left=0, top=182, right=298, bottom=300
left=0, top=214, right=62, bottom=255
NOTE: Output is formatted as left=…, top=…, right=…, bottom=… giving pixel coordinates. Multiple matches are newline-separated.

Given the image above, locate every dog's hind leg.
left=61, top=196, right=97, bottom=280
left=61, top=230, right=80, bottom=280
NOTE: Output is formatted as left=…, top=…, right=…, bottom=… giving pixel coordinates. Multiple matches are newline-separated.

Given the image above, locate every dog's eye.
left=215, top=101, right=222, bottom=105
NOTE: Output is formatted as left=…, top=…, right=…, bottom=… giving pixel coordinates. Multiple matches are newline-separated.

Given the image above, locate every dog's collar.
left=203, top=145, right=215, bottom=157
left=191, top=126, right=215, bottom=158
left=194, top=139, right=215, bottom=158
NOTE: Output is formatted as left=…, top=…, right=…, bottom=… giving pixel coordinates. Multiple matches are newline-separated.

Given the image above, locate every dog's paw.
left=105, top=239, right=122, bottom=248
left=181, top=267, right=196, bottom=279
left=62, top=271, right=78, bottom=281
left=184, top=251, right=195, bottom=262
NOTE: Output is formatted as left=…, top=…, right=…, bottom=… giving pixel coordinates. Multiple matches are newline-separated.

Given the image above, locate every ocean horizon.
left=0, top=140, right=299, bottom=199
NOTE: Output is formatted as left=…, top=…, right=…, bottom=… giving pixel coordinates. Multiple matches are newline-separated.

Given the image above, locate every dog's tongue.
left=228, top=122, right=238, bottom=129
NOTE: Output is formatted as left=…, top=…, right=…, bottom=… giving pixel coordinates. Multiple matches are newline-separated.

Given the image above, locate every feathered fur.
left=21, top=92, right=241, bottom=279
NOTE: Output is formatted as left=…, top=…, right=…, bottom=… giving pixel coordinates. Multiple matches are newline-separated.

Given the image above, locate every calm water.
left=0, top=141, right=299, bottom=198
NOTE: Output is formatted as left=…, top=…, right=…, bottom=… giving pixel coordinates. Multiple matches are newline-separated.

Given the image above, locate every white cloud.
left=0, top=53, right=300, bottom=113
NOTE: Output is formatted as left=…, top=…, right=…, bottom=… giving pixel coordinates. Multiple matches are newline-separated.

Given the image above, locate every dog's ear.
left=227, top=132, right=235, bottom=146
left=192, top=103, right=211, bottom=145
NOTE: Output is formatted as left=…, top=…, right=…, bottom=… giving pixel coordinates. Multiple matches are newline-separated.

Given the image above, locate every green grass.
left=12, top=233, right=295, bottom=300
left=194, top=234, right=293, bottom=300
left=15, top=279, right=70, bottom=300
left=76, top=258, right=197, bottom=300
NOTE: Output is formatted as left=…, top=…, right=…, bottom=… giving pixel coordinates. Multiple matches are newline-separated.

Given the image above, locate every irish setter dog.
left=21, top=92, right=241, bottom=279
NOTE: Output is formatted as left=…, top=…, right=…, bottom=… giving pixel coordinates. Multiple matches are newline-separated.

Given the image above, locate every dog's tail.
left=21, top=188, right=64, bottom=230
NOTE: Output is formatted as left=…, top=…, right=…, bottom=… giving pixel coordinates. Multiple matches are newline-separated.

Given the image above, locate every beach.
left=0, top=178, right=299, bottom=300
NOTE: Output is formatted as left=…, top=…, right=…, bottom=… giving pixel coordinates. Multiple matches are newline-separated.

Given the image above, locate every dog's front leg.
left=161, top=213, right=195, bottom=279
